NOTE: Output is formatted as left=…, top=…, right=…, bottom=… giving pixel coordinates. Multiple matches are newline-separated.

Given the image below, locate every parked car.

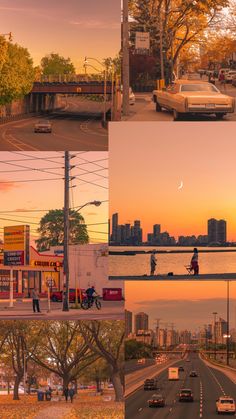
left=148, top=393, right=165, bottom=408
left=216, top=396, right=235, bottom=414
left=179, top=389, right=194, bottom=402
left=50, top=288, right=86, bottom=302
left=34, top=120, right=52, bottom=133
left=225, top=71, right=236, bottom=83
left=152, top=80, right=235, bottom=120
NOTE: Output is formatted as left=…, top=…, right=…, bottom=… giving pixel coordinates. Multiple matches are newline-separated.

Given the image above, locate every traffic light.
left=9, top=32, right=13, bottom=42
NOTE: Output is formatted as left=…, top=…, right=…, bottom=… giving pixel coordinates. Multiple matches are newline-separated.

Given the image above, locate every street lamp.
left=63, top=200, right=102, bottom=310
left=226, top=280, right=230, bottom=366
left=212, top=312, right=218, bottom=360
left=84, top=57, right=108, bottom=124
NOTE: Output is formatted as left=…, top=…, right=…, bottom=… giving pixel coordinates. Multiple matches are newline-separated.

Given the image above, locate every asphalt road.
left=0, top=97, right=108, bottom=151
left=126, top=353, right=236, bottom=419
left=127, top=83, right=236, bottom=122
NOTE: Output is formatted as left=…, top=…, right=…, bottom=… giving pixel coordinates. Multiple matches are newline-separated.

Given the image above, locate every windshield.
left=220, top=400, right=234, bottom=404
left=180, top=84, right=219, bottom=93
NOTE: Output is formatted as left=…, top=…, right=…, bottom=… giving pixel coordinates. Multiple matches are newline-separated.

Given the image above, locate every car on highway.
left=179, top=389, right=194, bottom=402
left=152, top=80, right=235, bottom=120
left=189, top=370, right=198, bottom=377
left=50, top=288, right=86, bottom=302
left=178, top=366, right=185, bottom=372
left=34, top=119, right=52, bottom=133
left=216, top=396, right=235, bottom=414
left=144, top=379, right=158, bottom=390
left=148, top=393, right=165, bottom=408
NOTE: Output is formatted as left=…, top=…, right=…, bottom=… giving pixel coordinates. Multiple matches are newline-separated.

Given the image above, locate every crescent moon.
left=178, top=181, right=183, bottom=190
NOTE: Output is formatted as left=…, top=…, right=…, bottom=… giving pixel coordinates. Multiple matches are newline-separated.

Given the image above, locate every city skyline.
left=110, top=212, right=228, bottom=245
left=110, top=123, right=236, bottom=242
left=125, top=281, right=236, bottom=330
left=0, top=1, right=121, bottom=71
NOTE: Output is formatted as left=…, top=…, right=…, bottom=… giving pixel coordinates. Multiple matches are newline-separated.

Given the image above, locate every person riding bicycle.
left=85, top=285, right=97, bottom=305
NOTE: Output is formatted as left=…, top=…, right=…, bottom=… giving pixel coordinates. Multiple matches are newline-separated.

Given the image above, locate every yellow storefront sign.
left=4, top=225, right=28, bottom=251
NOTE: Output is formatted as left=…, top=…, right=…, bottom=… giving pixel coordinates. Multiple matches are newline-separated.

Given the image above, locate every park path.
left=34, top=404, right=73, bottom=419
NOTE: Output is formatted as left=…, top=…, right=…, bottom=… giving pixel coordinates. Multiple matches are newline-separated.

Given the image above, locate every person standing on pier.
left=190, top=248, right=199, bottom=275
left=150, top=251, right=157, bottom=276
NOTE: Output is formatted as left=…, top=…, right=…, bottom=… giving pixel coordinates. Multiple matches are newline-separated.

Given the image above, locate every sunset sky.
left=110, top=122, right=236, bottom=241
left=0, top=151, right=108, bottom=246
left=0, top=0, right=121, bottom=71
left=125, top=281, right=236, bottom=330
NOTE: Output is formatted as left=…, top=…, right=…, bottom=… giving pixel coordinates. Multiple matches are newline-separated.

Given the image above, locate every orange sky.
left=0, top=1, right=121, bottom=71
left=125, top=281, right=236, bottom=330
left=0, top=152, right=108, bottom=246
left=110, top=122, right=236, bottom=241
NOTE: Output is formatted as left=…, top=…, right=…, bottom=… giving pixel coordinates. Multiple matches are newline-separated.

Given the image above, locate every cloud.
left=69, top=20, right=120, bottom=29
left=0, top=181, right=18, bottom=192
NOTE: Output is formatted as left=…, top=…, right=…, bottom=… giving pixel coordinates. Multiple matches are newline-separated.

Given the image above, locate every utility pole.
left=122, top=0, right=130, bottom=116
left=213, top=312, right=217, bottom=360
left=63, top=151, right=70, bottom=311
left=226, top=281, right=230, bottom=366
left=159, top=11, right=165, bottom=82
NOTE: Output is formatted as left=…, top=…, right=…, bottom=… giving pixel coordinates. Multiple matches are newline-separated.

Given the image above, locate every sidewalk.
left=0, top=300, right=124, bottom=320
left=109, top=273, right=236, bottom=280
left=34, top=405, right=73, bottom=419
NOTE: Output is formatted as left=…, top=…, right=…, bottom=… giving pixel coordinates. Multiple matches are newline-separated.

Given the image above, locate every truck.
left=168, top=367, right=179, bottom=380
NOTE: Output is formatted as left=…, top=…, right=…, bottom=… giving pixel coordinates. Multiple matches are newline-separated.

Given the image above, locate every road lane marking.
left=199, top=380, right=203, bottom=417
left=2, top=130, right=38, bottom=151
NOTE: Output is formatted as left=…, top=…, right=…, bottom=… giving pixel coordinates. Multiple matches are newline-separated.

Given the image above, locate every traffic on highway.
left=126, top=352, right=236, bottom=419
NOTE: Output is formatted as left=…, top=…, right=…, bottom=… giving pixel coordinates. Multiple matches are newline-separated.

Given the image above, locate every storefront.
left=0, top=246, right=63, bottom=297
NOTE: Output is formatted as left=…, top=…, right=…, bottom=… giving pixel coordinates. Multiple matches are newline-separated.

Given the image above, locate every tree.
left=0, top=36, right=8, bottom=71
left=41, top=53, right=75, bottom=75
left=78, top=320, right=125, bottom=402
left=125, top=339, right=153, bottom=360
left=36, top=209, right=89, bottom=251
left=79, top=358, right=111, bottom=392
left=31, top=321, right=98, bottom=390
left=128, top=0, right=229, bottom=78
left=0, top=321, right=42, bottom=400
left=0, top=41, right=34, bottom=105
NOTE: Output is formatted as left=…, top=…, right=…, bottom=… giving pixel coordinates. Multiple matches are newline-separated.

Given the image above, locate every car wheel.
left=156, top=101, right=162, bottom=112
left=173, top=109, right=182, bottom=121
left=215, top=113, right=225, bottom=120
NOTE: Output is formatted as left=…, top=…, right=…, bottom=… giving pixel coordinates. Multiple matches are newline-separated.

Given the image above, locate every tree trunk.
left=13, top=375, right=21, bottom=400
left=111, top=370, right=124, bottom=402
left=62, top=375, right=70, bottom=392
left=95, top=375, right=101, bottom=393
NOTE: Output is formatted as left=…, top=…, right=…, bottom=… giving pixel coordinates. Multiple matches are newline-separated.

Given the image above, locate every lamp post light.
left=212, top=311, right=218, bottom=360
left=69, top=200, right=102, bottom=308
left=84, top=57, right=108, bottom=124
left=226, top=280, right=230, bottom=366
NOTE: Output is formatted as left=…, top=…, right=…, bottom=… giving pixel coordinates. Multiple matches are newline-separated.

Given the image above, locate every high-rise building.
left=208, top=218, right=227, bottom=244
left=215, top=317, right=228, bottom=344
left=135, top=312, right=149, bottom=333
left=218, top=219, right=227, bottom=244
left=125, top=310, right=133, bottom=337
left=153, top=224, right=161, bottom=237
left=111, top=213, right=119, bottom=243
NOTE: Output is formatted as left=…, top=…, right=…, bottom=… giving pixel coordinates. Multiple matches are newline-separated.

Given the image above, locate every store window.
left=0, top=270, right=18, bottom=293
left=22, top=271, right=41, bottom=297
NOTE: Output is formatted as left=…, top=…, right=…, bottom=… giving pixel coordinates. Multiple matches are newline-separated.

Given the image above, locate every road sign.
left=135, top=32, right=150, bottom=50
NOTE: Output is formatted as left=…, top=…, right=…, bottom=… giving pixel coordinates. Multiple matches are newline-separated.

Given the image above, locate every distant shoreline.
left=109, top=248, right=236, bottom=255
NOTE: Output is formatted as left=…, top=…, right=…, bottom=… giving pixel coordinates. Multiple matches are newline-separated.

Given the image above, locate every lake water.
left=109, top=246, right=236, bottom=276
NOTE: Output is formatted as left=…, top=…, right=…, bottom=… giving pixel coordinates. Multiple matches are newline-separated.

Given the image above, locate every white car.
left=216, top=396, right=235, bottom=414
left=121, top=86, right=136, bottom=106
left=34, top=119, right=52, bottom=133
left=225, top=71, right=236, bottom=82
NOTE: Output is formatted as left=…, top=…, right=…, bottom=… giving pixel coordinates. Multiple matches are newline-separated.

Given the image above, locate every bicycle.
left=81, top=295, right=102, bottom=310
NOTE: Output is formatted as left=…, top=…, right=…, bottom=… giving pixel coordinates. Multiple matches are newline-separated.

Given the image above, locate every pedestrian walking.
left=219, top=71, right=226, bottom=90
left=64, top=387, right=69, bottom=402
left=150, top=251, right=157, bottom=276
left=190, top=248, right=199, bottom=276
left=69, top=386, right=75, bottom=403
left=32, top=287, right=41, bottom=313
